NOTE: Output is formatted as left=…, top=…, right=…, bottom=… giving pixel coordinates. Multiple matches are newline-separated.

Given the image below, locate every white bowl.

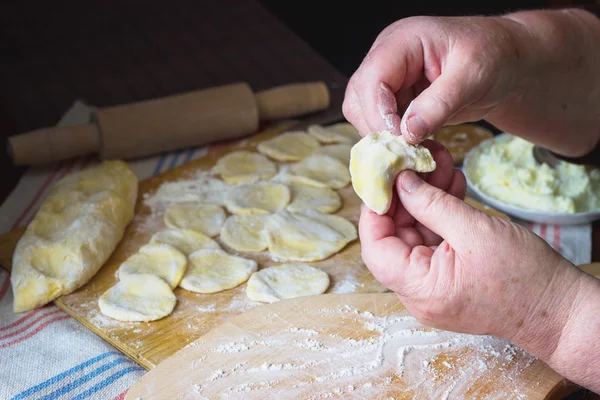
left=462, top=134, right=600, bottom=225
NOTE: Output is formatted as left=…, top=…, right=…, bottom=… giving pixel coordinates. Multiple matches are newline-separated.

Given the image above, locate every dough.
left=117, top=243, right=187, bottom=289
left=433, top=124, right=494, bottom=165
left=224, top=181, right=291, bottom=215
left=220, top=215, right=268, bottom=252
left=11, top=160, right=138, bottom=313
left=313, top=144, right=353, bottom=166
left=287, top=183, right=342, bottom=214
left=180, top=249, right=258, bottom=294
left=284, top=153, right=351, bottom=189
left=257, top=131, right=320, bottom=161
left=150, top=228, right=221, bottom=255
left=164, top=202, right=226, bottom=237
left=326, top=122, right=361, bottom=142
left=215, top=150, right=277, bottom=183
left=307, top=123, right=360, bottom=144
left=350, top=130, right=436, bottom=215
left=246, top=263, right=330, bottom=303
left=98, top=273, right=176, bottom=322
left=265, top=209, right=357, bottom=262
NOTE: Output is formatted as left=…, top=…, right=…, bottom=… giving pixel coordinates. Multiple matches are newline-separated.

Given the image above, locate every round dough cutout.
left=164, top=202, right=226, bottom=237
left=117, top=243, right=187, bottom=289
left=215, top=150, right=277, bottom=184
left=220, top=214, right=268, bottom=252
left=246, top=263, right=330, bottom=303
left=307, top=124, right=355, bottom=144
left=257, top=131, right=320, bottom=162
left=266, top=209, right=358, bottom=262
left=98, top=274, right=176, bottom=322
left=180, top=249, right=258, bottom=294
left=150, top=228, right=221, bottom=255
left=313, top=143, right=353, bottom=166
left=285, top=153, right=351, bottom=189
left=287, top=183, right=342, bottom=214
left=225, top=181, right=291, bottom=215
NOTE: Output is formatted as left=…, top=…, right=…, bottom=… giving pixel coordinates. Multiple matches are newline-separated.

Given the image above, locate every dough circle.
left=164, top=202, right=226, bottom=237
left=313, top=144, right=353, bottom=166
left=225, top=181, right=291, bottom=215
left=326, top=122, right=361, bottom=143
left=220, top=214, right=268, bottom=252
left=307, top=123, right=360, bottom=144
left=98, top=274, right=176, bottom=322
left=180, top=249, right=258, bottom=294
left=265, top=209, right=358, bottom=262
left=215, top=150, right=277, bottom=183
left=257, top=131, right=320, bottom=161
left=150, top=228, right=221, bottom=255
left=285, top=154, right=351, bottom=189
left=350, top=130, right=436, bottom=215
left=246, top=263, right=330, bottom=303
left=287, top=183, right=342, bottom=214
left=433, top=124, right=494, bottom=165
left=117, top=243, right=187, bottom=289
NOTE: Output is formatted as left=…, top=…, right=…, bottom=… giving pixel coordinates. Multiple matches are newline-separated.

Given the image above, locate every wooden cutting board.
left=0, top=118, right=588, bottom=385
left=124, top=292, right=580, bottom=400
left=0, top=121, right=387, bottom=370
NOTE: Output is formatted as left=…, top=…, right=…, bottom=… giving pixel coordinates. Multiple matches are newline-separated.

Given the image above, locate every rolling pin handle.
left=254, top=81, right=330, bottom=121
left=7, top=124, right=101, bottom=166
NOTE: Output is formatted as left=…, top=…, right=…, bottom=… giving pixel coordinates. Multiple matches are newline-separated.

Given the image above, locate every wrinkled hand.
left=343, top=10, right=600, bottom=157
left=359, top=143, right=581, bottom=345
left=343, top=15, right=521, bottom=144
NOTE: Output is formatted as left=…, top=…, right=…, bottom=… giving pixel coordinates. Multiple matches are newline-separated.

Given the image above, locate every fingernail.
left=406, top=115, right=428, bottom=140
left=401, top=171, right=423, bottom=193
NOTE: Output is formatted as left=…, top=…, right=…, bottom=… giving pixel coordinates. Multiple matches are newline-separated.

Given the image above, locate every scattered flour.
left=188, top=307, right=540, bottom=399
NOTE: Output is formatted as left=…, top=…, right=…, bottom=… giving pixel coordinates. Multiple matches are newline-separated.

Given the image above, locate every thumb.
left=400, top=63, right=485, bottom=144
left=397, top=170, right=482, bottom=249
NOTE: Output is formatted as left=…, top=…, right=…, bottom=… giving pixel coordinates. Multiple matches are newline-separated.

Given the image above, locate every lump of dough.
left=220, top=215, right=268, bottom=252
left=350, top=130, right=436, bottom=215
left=98, top=274, right=176, bottom=322
left=215, top=150, right=277, bottom=184
left=150, top=228, right=221, bottom=255
left=287, top=183, right=342, bottom=214
left=246, top=263, right=330, bottom=303
left=313, top=144, right=353, bottom=166
left=117, top=243, right=187, bottom=289
left=224, top=181, right=291, bottom=215
left=284, top=154, right=350, bottom=189
left=11, top=160, right=138, bottom=313
left=180, top=249, right=258, bottom=294
left=257, top=131, right=320, bottom=161
left=265, top=209, right=357, bottom=262
left=163, top=202, right=226, bottom=237
left=307, top=123, right=359, bottom=144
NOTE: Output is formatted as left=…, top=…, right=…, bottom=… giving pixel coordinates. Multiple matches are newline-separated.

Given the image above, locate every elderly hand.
left=343, top=9, right=600, bottom=157
left=359, top=141, right=600, bottom=392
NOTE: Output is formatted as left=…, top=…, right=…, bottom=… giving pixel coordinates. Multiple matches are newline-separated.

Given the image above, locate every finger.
left=397, top=170, right=484, bottom=250
left=342, top=78, right=372, bottom=136
left=420, top=140, right=454, bottom=191
left=447, top=169, right=467, bottom=200
left=356, top=38, right=425, bottom=135
left=359, top=206, right=412, bottom=289
left=400, top=56, right=489, bottom=144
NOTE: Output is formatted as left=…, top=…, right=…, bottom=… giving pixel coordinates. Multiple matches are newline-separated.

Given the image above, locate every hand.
left=359, top=141, right=582, bottom=347
left=343, top=9, right=600, bottom=157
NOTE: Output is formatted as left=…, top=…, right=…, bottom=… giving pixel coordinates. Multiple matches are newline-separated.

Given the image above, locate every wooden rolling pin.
left=7, top=81, right=330, bottom=165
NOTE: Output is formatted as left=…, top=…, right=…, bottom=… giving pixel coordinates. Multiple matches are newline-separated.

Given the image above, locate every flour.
left=189, top=307, right=539, bottom=399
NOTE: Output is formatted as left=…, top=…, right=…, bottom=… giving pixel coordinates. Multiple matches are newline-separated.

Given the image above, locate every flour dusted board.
left=125, top=293, right=576, bottom=400
left=0, top=122, right=388, bottom=370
